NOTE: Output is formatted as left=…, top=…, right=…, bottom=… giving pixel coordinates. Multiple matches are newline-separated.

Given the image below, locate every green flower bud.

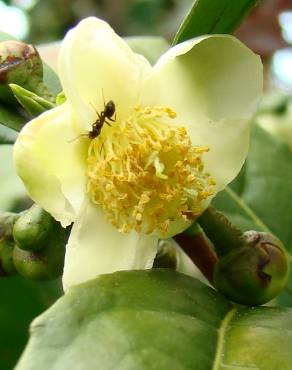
left=0, top=238, right=17, bottom=276
left=153, top=239, right=177, bottom=269
left=13, top=226, right=66, bottom=281
left=0, top=212, right=20, bottom=239
left=214, top=231, right=289, bottom=305
left=0, top=40, right=51, bottom=104
left=9, top=83, right=55, bottom=116
left=13, top=205, right=55, bottom=251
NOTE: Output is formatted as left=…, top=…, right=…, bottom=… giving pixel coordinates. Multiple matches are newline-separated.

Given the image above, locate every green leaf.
left=0, top=102, right=25, bottom=132
left=10, top=84, right=55, bottom=117
left=213, top=124, right=292, bottom=306
left=0, top=277, right=61, bottom=370
left=15, top=269, right=292, bottom=370
left=173, top=0, right=258, bottom=45
left=0, top=124, right=18, bottom=144
left=42, top=63, right=61, bottom=98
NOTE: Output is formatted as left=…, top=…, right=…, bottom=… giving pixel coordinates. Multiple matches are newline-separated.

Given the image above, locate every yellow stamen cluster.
left=86, top=105, right=215, bottom=234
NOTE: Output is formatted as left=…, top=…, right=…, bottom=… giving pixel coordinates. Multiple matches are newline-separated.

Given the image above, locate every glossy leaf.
left=16, top=269, right=292, bottom=370
left=173, top=0, right=258, bottom=45
left=0, top=277, right=61, bottom=370
left=214, top=124, right=292, bottom=306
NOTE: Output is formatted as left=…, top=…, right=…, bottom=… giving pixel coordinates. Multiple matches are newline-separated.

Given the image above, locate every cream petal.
left=14, top=104, right=88, bottom=226
left=62, top=200, right=158, bottom=290
left=58, top=17, right=152, bottom=131
left=141, top=35, right=263, bottom=191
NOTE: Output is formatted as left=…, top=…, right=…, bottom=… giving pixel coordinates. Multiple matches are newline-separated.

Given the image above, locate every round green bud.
left=13, top=205, right=55, bottom=251
left=0, top=238, right=17, bottom=276
left=0, top=212, right=20, bottom=239
left=0, top=40, right=43, bottom=104
left=214, top=231, right=289, bottom=305
left=13, top=230, right=65, bottom=281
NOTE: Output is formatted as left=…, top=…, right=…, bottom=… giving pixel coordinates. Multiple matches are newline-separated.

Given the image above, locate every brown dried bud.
left=0, top=40, right=49, bottom=104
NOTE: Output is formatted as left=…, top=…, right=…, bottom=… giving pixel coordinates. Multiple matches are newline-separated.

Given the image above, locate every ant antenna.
left=102, top=89, right=108, bottom=111
left=89, top=102, right=101, bottom=118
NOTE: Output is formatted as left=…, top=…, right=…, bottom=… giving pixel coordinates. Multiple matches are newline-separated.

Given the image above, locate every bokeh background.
left=0, top=0, right=292, bottom=90
left=0, top=0, right=292, bottom=369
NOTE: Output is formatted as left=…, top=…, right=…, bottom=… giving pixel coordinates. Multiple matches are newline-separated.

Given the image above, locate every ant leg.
left=105, top=119, right=112, bottom=127
left=108, top=115, right=116, bottom=122
left=68, top=133, right=88, bottom=143
left=89, top=102, right=97, bottom=114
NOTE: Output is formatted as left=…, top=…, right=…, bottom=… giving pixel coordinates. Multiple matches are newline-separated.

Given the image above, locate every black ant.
left=68, top=100, right=116, bottom=143
left=88, top=100, right=116, bottom=139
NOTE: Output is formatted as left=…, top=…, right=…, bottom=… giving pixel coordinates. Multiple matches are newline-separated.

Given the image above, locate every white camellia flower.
left=14, top=17, right=262, bottom=290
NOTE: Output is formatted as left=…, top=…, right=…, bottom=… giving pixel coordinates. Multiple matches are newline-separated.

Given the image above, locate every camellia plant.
left=14, top=17, right=262, bottom=290
left=0, top=1, right=292, bottom=369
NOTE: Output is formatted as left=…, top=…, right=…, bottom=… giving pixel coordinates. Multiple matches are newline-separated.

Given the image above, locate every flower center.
left=86, top=105, right=215, bottom=234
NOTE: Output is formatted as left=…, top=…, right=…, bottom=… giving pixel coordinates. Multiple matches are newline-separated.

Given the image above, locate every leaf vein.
left=225, top=187, right=272, bottom=233
left=212, top=307, right=237, bottom=370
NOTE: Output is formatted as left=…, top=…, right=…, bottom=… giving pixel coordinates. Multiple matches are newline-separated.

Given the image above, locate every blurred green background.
left=0, top=0, right=192, bottom=43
